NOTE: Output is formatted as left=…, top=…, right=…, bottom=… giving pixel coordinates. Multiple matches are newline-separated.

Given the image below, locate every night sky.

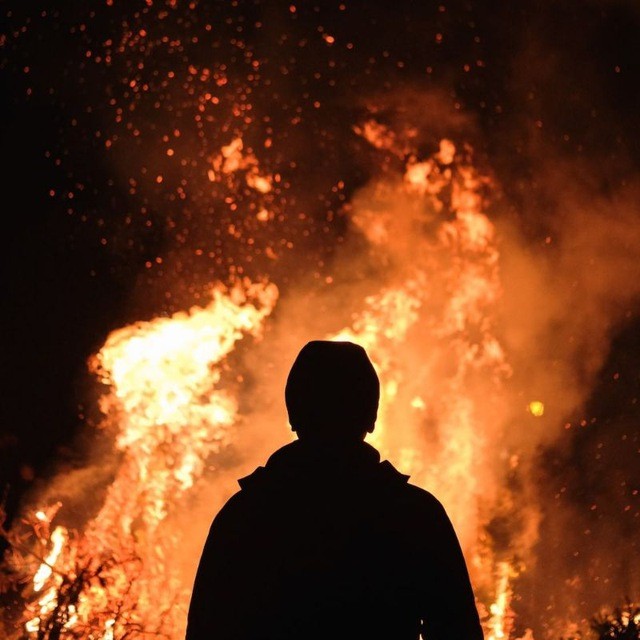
left=1, top=0, right=640, bottom=631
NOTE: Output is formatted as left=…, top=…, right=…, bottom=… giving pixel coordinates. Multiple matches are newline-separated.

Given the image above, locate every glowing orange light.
left=528, top=401, right=545, bottom=417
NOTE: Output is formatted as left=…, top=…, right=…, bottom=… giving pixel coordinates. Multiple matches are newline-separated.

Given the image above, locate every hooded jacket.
left=186, top=440, right=483, bottom=640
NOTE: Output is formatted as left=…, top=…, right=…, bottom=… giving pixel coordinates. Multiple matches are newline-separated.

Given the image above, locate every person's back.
left=187, top=341, right=484, bottom=640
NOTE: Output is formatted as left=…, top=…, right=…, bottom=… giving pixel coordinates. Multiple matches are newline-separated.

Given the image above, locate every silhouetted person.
left=187, top=341, right=484, bottom=640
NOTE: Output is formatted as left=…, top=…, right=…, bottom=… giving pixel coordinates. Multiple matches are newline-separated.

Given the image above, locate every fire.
left=32, top=526, right=66, bottom=592
left=9, top=280, right=278, bottom=638
left=3, top=3, right=638, bottom=638
left=5, top=136, right=521, bottom=638
left=487, top=562, right=516, bottom=640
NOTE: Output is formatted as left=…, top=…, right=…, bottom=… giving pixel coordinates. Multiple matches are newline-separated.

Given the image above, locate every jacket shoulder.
left=378, top=461, right=441, bottom=505
left=387, top=475, right=451, bottom=520
left=238, top=465, right=267, bottom=490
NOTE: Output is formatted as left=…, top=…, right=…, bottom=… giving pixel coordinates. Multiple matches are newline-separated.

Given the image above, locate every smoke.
left=486, top=10, right=640, bottom=624
left=499, top=165, right=640, bottom=436
left=494, top=153, right=640, bottom=632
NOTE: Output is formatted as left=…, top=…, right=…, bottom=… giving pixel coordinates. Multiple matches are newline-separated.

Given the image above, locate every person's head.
left=285, top=340, right=380, bottom=443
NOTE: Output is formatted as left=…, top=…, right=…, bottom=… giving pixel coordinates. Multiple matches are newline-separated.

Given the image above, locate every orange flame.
left=487, top=561, right=516, bottom=640
left=332, top=133, right=518, bottom=635
left=18, top=280, right=278, bottom=638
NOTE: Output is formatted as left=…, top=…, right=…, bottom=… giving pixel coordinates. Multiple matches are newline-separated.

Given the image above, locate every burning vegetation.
left=2, top=2, right=639, bottom=639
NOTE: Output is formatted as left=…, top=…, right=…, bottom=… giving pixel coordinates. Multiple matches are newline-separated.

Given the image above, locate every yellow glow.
left=33, top=526, right=66, bottom=592
left=487, top=561, right=514, bottom=640
left=528, top=400, right=545, bottom=417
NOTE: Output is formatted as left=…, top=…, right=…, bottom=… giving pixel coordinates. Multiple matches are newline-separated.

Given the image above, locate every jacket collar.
left=267, top=438, right=380, bottom=470
left=239, top=439, right=409, bottom=489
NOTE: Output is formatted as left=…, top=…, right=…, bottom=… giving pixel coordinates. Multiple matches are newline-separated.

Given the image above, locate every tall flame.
left=328, top=134, right=517, bottom=632
left=14, top=280, right=278, bottom=638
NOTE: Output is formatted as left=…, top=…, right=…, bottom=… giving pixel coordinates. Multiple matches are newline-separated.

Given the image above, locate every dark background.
left=1, top=0, right=639, bottom=628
